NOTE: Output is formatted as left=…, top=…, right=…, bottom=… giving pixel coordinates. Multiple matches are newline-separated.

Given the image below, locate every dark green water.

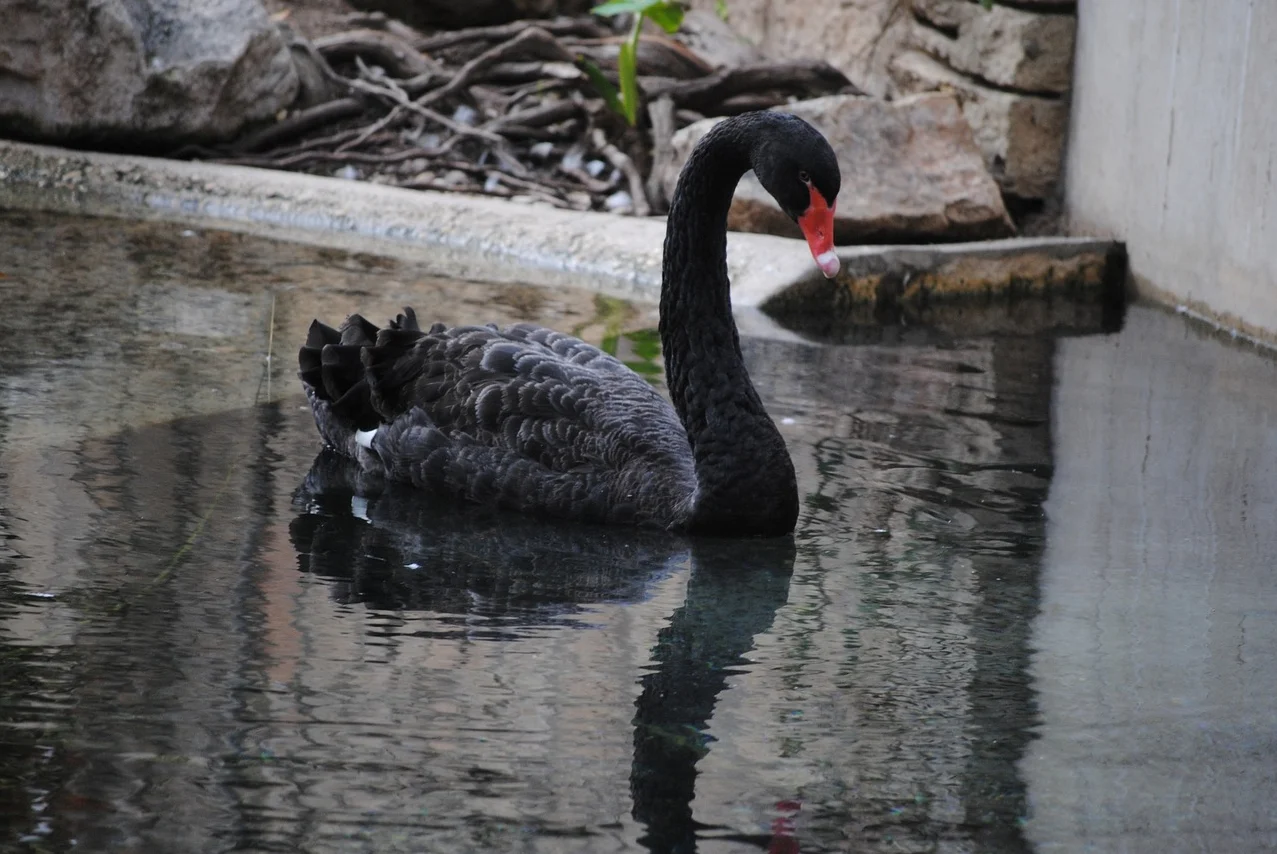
left=1, top=211, right=1274, bottom=853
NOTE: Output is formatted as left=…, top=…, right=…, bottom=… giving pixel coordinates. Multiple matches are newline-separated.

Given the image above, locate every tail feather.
left=300, top=308, right=429, bottom=443
left=332, top=379, right=378, bottom=429
left=390, top=307, right=421, bottom=332
left=340, top=313, right=380, bottom=346
left=306, top=319, right=342, bottom=349
left=320, top=344, right=367, bottom=405
left=364, top=326, right=428, bottom=416
left=298, top=320, right=342, bottom=400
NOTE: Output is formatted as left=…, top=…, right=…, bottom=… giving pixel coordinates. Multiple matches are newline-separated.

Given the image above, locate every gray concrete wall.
left=1065, top=0, right=1277, bottom=341
left=1025, top=305, right=1277, bottom=851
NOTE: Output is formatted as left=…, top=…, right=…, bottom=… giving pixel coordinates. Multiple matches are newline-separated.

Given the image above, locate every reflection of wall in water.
left=694, top=335, right=1055, bottom=850
left=1028, top=306, right=1277, bottom=852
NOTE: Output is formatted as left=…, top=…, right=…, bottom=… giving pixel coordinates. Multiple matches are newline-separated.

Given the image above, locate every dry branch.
left=484, top=100, right=582, bottom=133
left=347, top=64, right=505, bottom=147
left=645, top=94, right=676, bottom=211
left=591, top=129, right=650, bottom=217
left=479, top=61, right=583, bottom=84
left=418, top=26, right=577, bottom=108
left=314, top=29, right=437, bottom=79
left=415, top=17, right=606, bottom=53
left=234, top=97, right=366, bottom=153
left=221, top=145, right=443, bottom=169
left=641, top=61, right=858, bottom=113
left=566, top=35, right=714, bottom=80
left=211, top=16, right=867, bottom=218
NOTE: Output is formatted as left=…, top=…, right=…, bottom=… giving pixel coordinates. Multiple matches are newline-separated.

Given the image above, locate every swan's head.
left=751, top=114, right=842, bottom=278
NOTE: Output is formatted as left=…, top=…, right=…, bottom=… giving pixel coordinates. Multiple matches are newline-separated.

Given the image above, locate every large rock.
left=891, top=49, right=1066, bottom=199
left=910, top=0, right=1076, bottom=94
left=669, top=9, right=765, bottom=71
left=685, top=0, right=1077, bottom=203
left=685, top=0, right=911, bottom=97
left=655, top=93, right=1014, bottom=244
left=0, top=0, right=298, bottom=146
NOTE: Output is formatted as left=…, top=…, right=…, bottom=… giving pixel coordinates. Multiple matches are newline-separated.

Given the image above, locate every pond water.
left=1, top=211, right=1275, bottom=853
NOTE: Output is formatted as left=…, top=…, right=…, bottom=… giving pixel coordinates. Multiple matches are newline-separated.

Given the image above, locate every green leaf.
left=578, top=57, right=625, bottom=118
left=601, top=333, right=619, bottom=356
left=715, top=0, right=729, bottom=21
left=617, top=37, right=639, bottom=125
left=979, top=0, right=993, bottom=7
left=625, top=329, right=662, bottom=360
left=646, top=1, right=684, bottom=33
left=624, top=360, right=662, bottom=375
left=592, top=0, right=661, bottom=17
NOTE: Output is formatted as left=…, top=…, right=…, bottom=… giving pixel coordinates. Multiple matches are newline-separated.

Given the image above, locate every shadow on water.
left=290, top=450, right=799, bottom=853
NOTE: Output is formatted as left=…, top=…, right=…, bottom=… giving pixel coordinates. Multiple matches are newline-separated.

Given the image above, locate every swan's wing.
left=366, top=320, right=685, bottom=472
left=300, top=311, right=695, bottom=526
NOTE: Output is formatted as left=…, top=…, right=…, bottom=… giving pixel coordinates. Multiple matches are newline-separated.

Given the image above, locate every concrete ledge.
left=0, top=139, right=1124, bottom=327
left=760, top=236, right=1124, bottom=307
left=757, top=236, right=1125, bottom=340
left=0, top=139, right=809, bottom=305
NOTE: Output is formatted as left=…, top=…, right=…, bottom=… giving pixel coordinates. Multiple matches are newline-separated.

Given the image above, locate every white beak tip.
left=814, top=250, right=841, bottom=279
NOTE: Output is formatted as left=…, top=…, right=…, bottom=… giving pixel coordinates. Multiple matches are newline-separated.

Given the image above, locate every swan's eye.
left=798, top=170, right=811, bottom=184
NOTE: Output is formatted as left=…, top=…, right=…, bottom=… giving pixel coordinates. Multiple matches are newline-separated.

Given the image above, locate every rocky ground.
left=0, top=0, right=1072, bottom=240
left=234, top=0, right=861, bottom=224
left=236, top=0, right=1016, bottom=241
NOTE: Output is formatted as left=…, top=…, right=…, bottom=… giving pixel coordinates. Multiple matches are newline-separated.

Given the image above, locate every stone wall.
left=1064, top=0, right=1277, bottom=342
left=694, top=0, right=1078, bottom=207
left=892, top=0, right=1075, bottom=204
left=688, top=0, right=915, bottom=100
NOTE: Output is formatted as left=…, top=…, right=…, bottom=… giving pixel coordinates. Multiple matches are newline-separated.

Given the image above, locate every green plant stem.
left=622, top=14, right=643, bottom=125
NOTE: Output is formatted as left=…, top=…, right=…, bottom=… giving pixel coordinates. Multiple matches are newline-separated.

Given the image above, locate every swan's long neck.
left=658, top=118, right=798, bottom=535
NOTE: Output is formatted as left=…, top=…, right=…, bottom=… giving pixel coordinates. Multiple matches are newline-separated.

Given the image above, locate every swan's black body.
left=299, top=111, right=841, bottom=536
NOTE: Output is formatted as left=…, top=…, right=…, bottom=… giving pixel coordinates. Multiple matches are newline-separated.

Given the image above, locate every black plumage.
left=298, top=111, right=842, bottom=536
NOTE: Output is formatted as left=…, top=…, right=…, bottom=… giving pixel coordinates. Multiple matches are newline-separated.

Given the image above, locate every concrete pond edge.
left=0, top=139, right=1124, bottom=329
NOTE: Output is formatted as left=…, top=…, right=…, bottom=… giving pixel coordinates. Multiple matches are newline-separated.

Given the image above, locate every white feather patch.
left=355, top=428, right=378, bottom=450
left=350, top=496, right=370, bottom=522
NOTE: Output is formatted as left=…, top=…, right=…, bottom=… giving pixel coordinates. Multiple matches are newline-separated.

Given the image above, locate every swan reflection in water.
left=290, top=450, right=799, bottom=853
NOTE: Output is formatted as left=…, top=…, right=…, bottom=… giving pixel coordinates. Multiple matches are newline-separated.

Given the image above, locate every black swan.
left=298, top=111, right=841, bottom=536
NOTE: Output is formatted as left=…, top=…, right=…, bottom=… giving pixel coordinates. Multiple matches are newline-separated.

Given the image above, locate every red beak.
left=797, top=185, right=839, bottom=278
